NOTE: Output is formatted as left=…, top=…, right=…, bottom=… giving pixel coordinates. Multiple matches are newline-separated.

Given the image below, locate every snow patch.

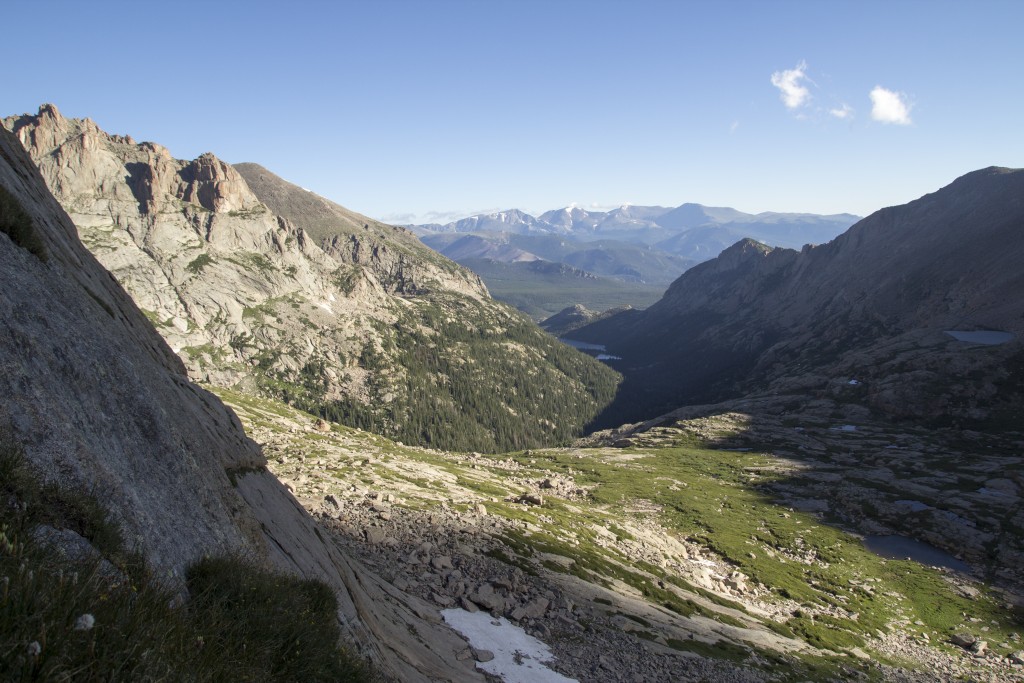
left=441, top=609, right=577, bottom=683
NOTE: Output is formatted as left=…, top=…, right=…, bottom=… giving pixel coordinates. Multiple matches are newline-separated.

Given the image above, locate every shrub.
left=0, top=184, right=47, bottom=261
left=186, top=252, right=215, bottom=275
left=187, top=556, right=369, bottom=682
left=0, top=433, right=372, bottom=682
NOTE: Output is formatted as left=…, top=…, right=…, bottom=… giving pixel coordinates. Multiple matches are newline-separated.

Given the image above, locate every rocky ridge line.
left=3, top=104, right=619, bottom=453
left=0, top=123, right=497, bottom=682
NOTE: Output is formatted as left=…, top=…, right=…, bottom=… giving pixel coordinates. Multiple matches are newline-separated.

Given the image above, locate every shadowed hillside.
left=575, top=168, right=1024, bottom=428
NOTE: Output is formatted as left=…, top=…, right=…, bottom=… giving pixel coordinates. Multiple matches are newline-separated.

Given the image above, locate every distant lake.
left=560, top=338, right=607, bottom=352
left=945, top=330, right=1013, bottom=345
left=863, top=535, right=970, bottom=573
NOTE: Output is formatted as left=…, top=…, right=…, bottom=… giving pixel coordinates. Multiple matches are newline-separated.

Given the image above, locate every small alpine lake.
left=560, top=338, right=622, bottom=362
left=863, top=534, right=971, bottom=573
left=559, top=338, right=607, bottom=352
left=944, top=330, right=1013, bottom=345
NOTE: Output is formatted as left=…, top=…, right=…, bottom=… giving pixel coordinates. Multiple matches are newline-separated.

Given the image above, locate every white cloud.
left=829, top=103, right=854, bottom=120
left=770, top=61, right=812, bottom=109
left=870, top=86, right=912, bottom=125
left=730, top=120, right=740, bottom=133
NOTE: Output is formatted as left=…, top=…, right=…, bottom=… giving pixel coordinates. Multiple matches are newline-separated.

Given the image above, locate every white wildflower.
left=27, top=641, right=41, bottom=657
left=73, top=613, right=95, bottom=631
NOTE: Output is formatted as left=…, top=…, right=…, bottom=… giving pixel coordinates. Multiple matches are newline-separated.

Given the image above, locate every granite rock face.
left=0, top=122, right=265, bottom=573
left=1, top=105, right=486, bottom=386
left=3, top=105, right=616, bottom=453
left=0, top=124, right=483, bottom=682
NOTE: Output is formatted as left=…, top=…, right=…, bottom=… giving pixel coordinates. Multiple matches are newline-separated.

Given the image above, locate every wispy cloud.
left=870, top=86, right=912, bottom=125
left=770, top=61, right=812, bottom=109
left=829, top=103, right=854, bottom=120
left=730, top=120, right=740, bottom=133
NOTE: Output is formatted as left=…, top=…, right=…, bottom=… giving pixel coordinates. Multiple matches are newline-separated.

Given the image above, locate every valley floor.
left=219, top=389, right=1024, bottom=682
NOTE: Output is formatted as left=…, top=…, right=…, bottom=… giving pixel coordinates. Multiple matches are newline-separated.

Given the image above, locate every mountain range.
left=4, top=104, right=1024, bottom=681
left=2, top=105, right=618, bottom=453
left=414, top=203, right=859, bottom=318
left=569, top=167, right=1024, bottom=429
left=414, top=203, right=858, bottom=257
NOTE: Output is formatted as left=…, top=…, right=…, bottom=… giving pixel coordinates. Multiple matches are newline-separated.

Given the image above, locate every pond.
left=863, top=535, right=971, bottom=573
left=559, top=338, right=606, bottom=352
left=945, top=330, right=1013, bottom=345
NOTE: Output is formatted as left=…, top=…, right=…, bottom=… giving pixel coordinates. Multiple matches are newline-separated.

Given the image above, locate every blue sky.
left=4, top=0, right=1022, bottom=222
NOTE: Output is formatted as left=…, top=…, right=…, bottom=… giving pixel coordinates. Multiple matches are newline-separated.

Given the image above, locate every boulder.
left=364, top=527, right=387, bottom=545
left=431, top=555, right=453, bottom=571
left=470, top=583, right=505, bottom=612
left=950, top=633, right=977, bottom=649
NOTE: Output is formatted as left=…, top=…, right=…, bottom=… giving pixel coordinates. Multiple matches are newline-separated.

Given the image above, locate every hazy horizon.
left=4, top=0, right=1022, bottom=224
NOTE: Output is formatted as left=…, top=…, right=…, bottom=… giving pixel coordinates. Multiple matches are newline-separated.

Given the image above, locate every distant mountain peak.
left=418, top=202, right=857, bottom=261
left=575, top=165, right=1024, bottom=427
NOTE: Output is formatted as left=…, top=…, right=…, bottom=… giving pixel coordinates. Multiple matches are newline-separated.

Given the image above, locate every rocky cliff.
left=0, top=121, right=485, bottom=681
left=0, top=120, right=266, bottom=574
left=3, top=105, right=618, bottom=453
left=577, top=168, right=1024, bottom=427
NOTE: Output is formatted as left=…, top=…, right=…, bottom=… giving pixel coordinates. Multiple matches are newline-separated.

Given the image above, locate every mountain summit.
left=415, top=199, right=859, bottom=318
left=3, top=105, right=619, bottom=453
left=415, top=202, right=858, bottom=258
left=575, top=167, right=1024, bottom=427
left=0, top=121, right=485, bottom=681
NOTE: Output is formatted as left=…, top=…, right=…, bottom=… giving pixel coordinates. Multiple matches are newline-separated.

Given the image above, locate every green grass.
left=489, top=441, right=1023, bottom=655
left=226, top=204, right=268, bottom=219
left=228, top=252, right=277, bottom=275
left=182, top=343, right=231, bottom=370
left=0, top=436, right=138, bottom=579
left=0, top=434, right=373, bottom=682
left=216, top=389, right=1023, bottom=675
left=664, top=637, right=751, bottom=662
left=185, top=556, right=370, bottom=682
left=242, top=301, right=276, bottom=320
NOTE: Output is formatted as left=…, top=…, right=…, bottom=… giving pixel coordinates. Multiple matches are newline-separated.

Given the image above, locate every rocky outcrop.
left=0, top=123, right=487, bottom=681
left=3, top=105, right=618, bottom=453
left=233, top=161, right=487, bottom=297
left=579, top=168, right=1024, bottom=427
left=0, top=123, right=270, bottom=571
left=3, top=104, right=346, bottom=386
